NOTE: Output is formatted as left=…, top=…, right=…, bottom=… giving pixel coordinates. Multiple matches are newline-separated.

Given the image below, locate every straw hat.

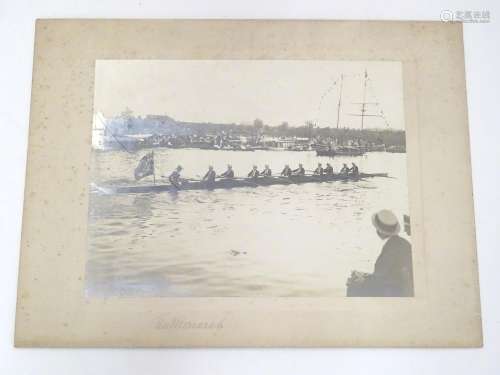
left=372, top=209, right=400, bottom=236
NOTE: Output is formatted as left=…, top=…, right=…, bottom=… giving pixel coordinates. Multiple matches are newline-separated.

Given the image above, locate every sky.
left=94, top=60, right=405, bottom=130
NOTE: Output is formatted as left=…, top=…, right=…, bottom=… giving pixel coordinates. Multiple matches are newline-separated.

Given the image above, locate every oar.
left=305, top=169, right=326, bottom=176
left=268, top=173, right=299, bottom=178
left=187, top=174, right=206, bottom=182
left=160, top=175, right=202, bottom=183
left=268, top=174, right=295, bottom=184
left=289, top=172, right=318, bottom=177
left=228, top=177, right=260, bottom=185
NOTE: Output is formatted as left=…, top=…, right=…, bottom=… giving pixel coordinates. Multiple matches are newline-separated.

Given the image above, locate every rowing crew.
left=282, top=162, right=358, bottom=177
left=248, top=164, right=272, bottom=178
left=168, top=162, right=359, bottom=188
left=249, top=162, right=358, bottom=178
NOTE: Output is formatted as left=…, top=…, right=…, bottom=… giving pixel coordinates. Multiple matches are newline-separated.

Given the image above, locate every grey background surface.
left=1, top=0, right=498, bottom=373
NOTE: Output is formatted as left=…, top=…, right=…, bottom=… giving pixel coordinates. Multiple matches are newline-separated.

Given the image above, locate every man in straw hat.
left=346, top=209, right=414, bottom=297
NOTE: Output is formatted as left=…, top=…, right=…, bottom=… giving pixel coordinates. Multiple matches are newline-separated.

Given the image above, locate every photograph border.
left=87, top=58, right=413, bottom=299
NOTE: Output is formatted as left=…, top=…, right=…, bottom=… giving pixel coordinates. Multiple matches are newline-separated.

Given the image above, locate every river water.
left=86, top=149, right=410, bottom=297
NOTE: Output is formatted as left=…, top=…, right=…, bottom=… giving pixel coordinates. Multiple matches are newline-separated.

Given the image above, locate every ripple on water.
left=86, top=150, right=410, bottom=297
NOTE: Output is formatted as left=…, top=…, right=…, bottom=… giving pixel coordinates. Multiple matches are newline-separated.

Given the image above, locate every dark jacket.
left=281, top=166, right=292, bottom=177
left=347, top=235, right=414, bottom=297
left=220, top=169, right=234, bottom=178
left=248, top=169, right=259, bottom=178
left=168, top=170, right=182, bottom=188
left=293, top=167, right=305, bottom=176
left=340, top=166, right=349, bottom=174
left=203, top=170, right=216, bottom=183
left=261, top=168, right=272, bottom=176
left=314, top=166, right=324, bottom=176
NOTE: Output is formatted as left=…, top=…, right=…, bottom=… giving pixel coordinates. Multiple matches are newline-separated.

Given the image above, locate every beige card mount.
left=15, top=20, right=482, bottom=347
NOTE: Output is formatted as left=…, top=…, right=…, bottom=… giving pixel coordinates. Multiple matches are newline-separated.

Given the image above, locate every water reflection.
left=86, top=150, right=410, bottom=297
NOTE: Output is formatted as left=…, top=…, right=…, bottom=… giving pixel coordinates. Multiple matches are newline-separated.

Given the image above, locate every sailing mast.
left=347, top=69, right=380, bottom=129
left=361, top=69, right=368, bottom=130
left=336, top=74, right=343, bottom=129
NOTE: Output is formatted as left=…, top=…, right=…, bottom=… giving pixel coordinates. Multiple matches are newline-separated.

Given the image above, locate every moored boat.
left=316, top=146, right=365, bottom=157
left=386, top=145, right=406, bottom=153
left=95, top=173, right=388, bottom=194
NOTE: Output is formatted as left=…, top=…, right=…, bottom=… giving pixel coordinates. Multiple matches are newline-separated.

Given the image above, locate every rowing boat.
left=94, top=173, right=388, bottom=194
left=316, top=148, right=365, bottom=157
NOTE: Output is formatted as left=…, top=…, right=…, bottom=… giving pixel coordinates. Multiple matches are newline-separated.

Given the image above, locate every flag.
left=403, top=214, right=411, bottom=236
left=134, top=152, right=155, bottom=180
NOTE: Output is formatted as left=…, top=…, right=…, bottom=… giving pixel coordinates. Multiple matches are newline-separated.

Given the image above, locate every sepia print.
left=15, top=20, right=482, bottom=347
left=87, top=60, right=413, bottom=298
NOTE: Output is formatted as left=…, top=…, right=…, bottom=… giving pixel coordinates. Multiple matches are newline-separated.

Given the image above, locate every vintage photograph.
left=86, top=60, right=413, bottom=298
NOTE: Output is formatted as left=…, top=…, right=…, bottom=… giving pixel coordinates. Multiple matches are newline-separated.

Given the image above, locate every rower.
left=292, top=163, right=305, bottom=176
left=169, top=165, right=183, bottom=189
left=248, top=165, right=260, bottom=179
left=261, top=164, right=272, bottom=177
left=324, top=163, right=334, bottom=176
left=340, top=163, right=350, bottom=175
left=219, top=164, right=234, bottom=178
left=313, top=163, right=324, bottom=176
left=203, top=165, right=216, bottom=184
left=281, top=164, right=292, bottom=177
left=349, top=162, right=359, bottom=176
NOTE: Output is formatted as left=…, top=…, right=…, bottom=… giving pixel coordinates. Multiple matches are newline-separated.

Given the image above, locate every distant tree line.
left=115, top=110, right=405, bottom=147
left=179, top=119, right=406, bottom=147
